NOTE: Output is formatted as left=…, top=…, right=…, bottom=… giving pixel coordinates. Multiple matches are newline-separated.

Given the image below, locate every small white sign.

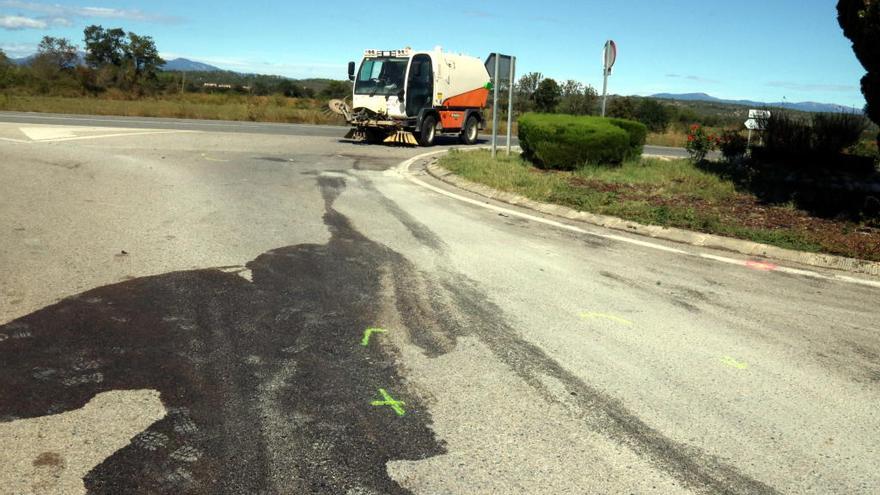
left=748, top=109, right=771, bottom=119
left=744, top=118, right=765, bottom=130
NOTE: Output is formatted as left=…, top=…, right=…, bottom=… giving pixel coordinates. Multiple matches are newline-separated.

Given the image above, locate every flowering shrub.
left=685, top=124, right=719, bottom=162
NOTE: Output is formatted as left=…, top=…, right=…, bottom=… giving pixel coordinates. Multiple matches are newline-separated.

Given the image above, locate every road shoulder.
left=420, top=154, right=880, bottom=278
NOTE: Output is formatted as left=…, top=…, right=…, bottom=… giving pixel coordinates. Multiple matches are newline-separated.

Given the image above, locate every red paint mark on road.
left=745, top=260, right=777, bottom=271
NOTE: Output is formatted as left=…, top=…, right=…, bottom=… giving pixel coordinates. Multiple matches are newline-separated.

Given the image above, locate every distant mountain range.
left=651, top=92, right=857, bottom=114
left=11, top=52, right=222, bottom=72
left=161, top=58, right=222, bottom=72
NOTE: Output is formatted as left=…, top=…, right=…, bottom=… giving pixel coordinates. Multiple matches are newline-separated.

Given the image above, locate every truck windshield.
left=354, top=57, right=408, bottom=96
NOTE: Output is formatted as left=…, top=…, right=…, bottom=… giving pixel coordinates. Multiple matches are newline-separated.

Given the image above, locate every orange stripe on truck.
left=439, top=110, right=465, bottom=130
left=441, top=87, right=489, bottom=108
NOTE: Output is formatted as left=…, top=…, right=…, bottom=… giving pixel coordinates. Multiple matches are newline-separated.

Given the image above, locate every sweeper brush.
left=383, top=130, right=419, bottom=146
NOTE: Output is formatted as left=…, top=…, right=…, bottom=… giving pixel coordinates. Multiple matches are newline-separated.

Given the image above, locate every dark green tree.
left=251, top=79, right=271, bottom=96
left=838, top=0, right=880, bottom=146
left=31, top=36, right=80, bottom=92
left=320, top=80, right=352, bottom=99
left=558, top=80, right=598, bottom=115
left=34, top=36, right=79, bottom=70
left=607, top=96, right=637, bottom=120
left=83, top=25, right=126, bottom=67
left=123, top=32, right=164, bottom=90
left=0, top=49, right=13, bottom=89
left=277, top=79, right=304, bottom=97
left=533, top=78, right=561, bottom=113
left=514, top=72, right=543, bottom=113
left=635, top=98, right=673, bottom=132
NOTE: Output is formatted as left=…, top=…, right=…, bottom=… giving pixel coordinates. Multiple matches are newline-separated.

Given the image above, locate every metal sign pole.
left=506, top=56, right=516, bottom=156
left=601, top=67, right=608, bottom=117
left=492, top=53, right=500, bottom=158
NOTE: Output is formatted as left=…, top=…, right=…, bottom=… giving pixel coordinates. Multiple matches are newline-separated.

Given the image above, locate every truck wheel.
left=364, top=128, right=386, bottom=144
left=416, top=115, right=437, bottom=146
left=460, top=115, right=479, bottom=144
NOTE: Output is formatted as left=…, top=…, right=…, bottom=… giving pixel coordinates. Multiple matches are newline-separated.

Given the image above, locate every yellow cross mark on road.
left=371, top=388, right=406, bottom=416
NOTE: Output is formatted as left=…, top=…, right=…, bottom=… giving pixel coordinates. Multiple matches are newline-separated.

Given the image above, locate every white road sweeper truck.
left=328, top=47, right=492, bottom=146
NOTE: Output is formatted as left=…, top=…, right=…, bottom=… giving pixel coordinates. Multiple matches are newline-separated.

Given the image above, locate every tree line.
left=0, top=25, right=351, bottom=99
left=511, top=72, right=683, bottom=132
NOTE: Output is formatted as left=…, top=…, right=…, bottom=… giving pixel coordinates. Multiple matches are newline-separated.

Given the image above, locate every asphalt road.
left=0, top=114, right=877, bottom=494
left=0, top=111, right=692, bottom=158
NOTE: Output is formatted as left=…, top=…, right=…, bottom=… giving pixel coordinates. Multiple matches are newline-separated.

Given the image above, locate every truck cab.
left=342, top=47, right=490, bottom=146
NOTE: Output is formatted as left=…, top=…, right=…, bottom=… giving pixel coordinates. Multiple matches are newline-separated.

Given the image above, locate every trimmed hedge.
left=518, top=113, right=647, bottom=169
left=607, top=117, right=647, bottom=159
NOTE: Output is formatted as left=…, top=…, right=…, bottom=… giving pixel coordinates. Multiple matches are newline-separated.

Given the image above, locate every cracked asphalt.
left=1, top=115, right=878, bottom=494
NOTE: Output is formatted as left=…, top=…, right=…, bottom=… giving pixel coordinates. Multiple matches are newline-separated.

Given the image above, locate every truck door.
left=406, top=54, right=433, bottom=118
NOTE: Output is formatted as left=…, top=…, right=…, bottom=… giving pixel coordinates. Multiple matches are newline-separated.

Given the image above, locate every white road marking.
left=0, top=112, right=330, bottom=130
left=15, top=126, right=193, bottom=143
left=20, top=127, right=79, bottom=141
left=396, top=151, right=880, bottom=290
left=41, top=129, right=190, bottom=142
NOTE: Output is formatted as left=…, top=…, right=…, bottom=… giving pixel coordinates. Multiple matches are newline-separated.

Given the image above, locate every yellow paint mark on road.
left=720, top=356, right=748, bottom=369
left=361, top=327, right=387, bottom=346
left=371, top=388, right=406, bottom=416
left=579, top=312, right=633, bottom=326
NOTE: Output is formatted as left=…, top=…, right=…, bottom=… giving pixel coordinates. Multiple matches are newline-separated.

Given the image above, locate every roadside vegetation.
left=0, top=93, right=339, bottom=124
left=0, top=25, right=351, bottom=124
left=440, top=149, right=880, bottom=261
left=1, top=22, right=876, bottom=153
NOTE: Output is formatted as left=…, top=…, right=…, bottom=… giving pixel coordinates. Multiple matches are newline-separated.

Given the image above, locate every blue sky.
left=0, top=0, right=867, bottom=107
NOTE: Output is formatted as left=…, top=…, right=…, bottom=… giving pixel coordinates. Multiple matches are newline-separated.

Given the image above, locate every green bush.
left=518, top=113, right=646, bottom=169
left=763, top=110, right=868, bottom=157
left=607, top=117, right=647, bottom=159
left=719, top=129, right=748, bottom=162
left=811, top=112, right=868, bottom=155
left=763, top=111, right=812, bottom=156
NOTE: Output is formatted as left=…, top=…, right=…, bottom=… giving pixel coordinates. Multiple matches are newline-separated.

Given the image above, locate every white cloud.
left=0, top=14, right=46, bottom=29
left=665, top=73, right=719, bottom=84
left=0, top=41, right=37, bottom=56
left=0, top=1, right=183, bottom=24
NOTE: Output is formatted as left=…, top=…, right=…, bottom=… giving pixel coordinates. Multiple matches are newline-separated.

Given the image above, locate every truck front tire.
left=416, top=115, right=437, bottom=146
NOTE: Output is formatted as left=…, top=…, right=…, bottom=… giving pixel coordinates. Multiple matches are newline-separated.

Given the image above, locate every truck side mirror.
left=348, top=61, right=356, bottom=81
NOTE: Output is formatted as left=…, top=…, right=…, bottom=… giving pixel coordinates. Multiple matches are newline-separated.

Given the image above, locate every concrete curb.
left=422, top=157, right=880, bottom=278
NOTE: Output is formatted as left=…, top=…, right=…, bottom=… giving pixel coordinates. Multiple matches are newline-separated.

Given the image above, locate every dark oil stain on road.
left=0, top=176, right=444, bottom=494
left=3, top=169, right=782, bottom=494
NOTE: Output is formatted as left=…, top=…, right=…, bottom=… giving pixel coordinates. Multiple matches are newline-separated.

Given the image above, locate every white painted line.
left=20, top=126, right=78, bottom=141
left=397, top=151, right=880, bottom=290
left=37, top=130, right=194, bottom=143
left=0, top=112, right=332, bottom=130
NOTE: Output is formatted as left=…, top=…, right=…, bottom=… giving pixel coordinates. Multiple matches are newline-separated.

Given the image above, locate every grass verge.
left=0, top=94, right=346, bottom=125
left=439, top=149, right=880, bottom=261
